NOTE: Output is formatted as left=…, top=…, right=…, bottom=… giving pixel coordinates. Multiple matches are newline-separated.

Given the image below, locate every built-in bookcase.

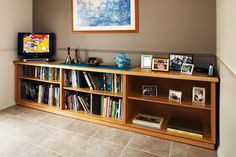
left=14, top=61, right=219, bottom=149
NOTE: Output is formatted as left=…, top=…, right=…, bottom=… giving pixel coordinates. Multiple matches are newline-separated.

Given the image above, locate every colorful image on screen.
left=23, top=34, right=50, bottom=53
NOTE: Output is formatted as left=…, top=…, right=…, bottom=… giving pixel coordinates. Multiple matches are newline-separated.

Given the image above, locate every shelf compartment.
left=63, top=109, right=124, bottom=125
left=127, top=94, right=211, bottom=110
left=126, top=99, right=212, bottom=141
left=126, top=115, right=212, bottom=143
left=63, top=86, right=123, bottom=98
left=19, top=76, right=60, bottom=84
left=16, top=99, right=60, bottom=110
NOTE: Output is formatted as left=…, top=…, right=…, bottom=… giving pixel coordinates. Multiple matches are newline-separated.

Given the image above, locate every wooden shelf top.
left=127, top=94, right=211, bottom=110
left=64, top=86, right=123, bottom=98
left=13, top=60, right=219, bottom=82
left=128, top=68, right=219, bottom=82
left=19, top=76, right=60, bottom=84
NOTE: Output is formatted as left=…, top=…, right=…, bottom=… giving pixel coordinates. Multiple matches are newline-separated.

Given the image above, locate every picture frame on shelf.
left=141, top=55, right=152, bottom=69
left=169, top=54, right=193, bottom=71
left=192, top=87, right=206, bottom=104
left=72, top=0, right=138, bottom=32
left=142, top=85, right=158, bottom=96
left=152, top=58, right=169, bottom=72
left=181, top=63, right=194, bottom=75
left=169, top=90, right=182, bottom=102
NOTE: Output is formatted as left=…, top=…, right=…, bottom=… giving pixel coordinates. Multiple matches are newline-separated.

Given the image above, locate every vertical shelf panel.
left=60, top=68, right=65, bottom=110
left=211, top=82, right=216, bottom=143
left=122, top=75, right=127, bottom=123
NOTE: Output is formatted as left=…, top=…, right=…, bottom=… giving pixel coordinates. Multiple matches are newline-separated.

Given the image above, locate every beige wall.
left=0, top=0, right=32, bottom=110
left=217, top=0, right=236, bottom=157
left=33, top=0, right=216, bottom=61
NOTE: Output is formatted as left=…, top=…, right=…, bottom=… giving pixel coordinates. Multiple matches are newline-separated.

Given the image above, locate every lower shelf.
left=126, top=115, right=212, bottom=144
left=63, top=109, right=124, bottom=125
left=15, top=99, right=215, bottom=149
left=16, top=99, right=124, bottom=125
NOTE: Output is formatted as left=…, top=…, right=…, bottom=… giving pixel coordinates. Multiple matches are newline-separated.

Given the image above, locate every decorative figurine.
left=65, top=47, right=72, bottom=64
left=74, top=49, right=83, bottom=64
left=114, top=52, right=131, bottom=68
left=88, top=57, right=102, bottom=66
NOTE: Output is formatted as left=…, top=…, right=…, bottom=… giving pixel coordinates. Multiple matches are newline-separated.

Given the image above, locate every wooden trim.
left=211, top=82, right=216, bottom=143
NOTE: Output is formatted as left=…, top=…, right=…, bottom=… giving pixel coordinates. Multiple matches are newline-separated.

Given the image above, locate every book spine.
left=167, top=128, right=203, bottom=138
left=83, top=71, right=93, bottom=90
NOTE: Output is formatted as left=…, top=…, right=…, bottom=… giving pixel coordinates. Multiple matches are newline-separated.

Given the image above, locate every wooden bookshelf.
left=13, top=60, right=219, bottom=149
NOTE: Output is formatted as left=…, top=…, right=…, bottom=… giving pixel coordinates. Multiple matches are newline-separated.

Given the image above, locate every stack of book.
left=65, top=91, right=122, bottom=119
left=167, top=118, right=203, bottom=138
left=102, top=97, right=122, bottom=119
left=64, top=70, right=122, bottom=92
left=21, top=81, right=60, bottom=107
left=22, top=65, right=60, bottom=81
left=65, top=92, right=91, bottom=113
left=132, top=114, right=164, bottom=130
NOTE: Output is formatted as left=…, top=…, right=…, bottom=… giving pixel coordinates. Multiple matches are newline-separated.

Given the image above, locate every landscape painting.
left=72, top=0, right=138, bottom=32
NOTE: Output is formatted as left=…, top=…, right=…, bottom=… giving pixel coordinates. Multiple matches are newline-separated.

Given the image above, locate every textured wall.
left=33, top=0, right=216, bottom=57
left=217, top=0, right=236, bottom=156
left=0, top=0, right=32, bottom=110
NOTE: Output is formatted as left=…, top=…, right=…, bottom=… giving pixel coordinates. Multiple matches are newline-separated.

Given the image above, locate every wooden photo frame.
left=152, top=58, right=169, bottom=72
left=169, top=53, right=193, bottom=71
left=141, top=55, right=152, bottom=69
left=72, top=0, right=138, bottom=32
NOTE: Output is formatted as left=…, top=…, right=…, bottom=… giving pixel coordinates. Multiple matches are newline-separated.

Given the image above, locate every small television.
left=18, top=32, right=55, bottom=61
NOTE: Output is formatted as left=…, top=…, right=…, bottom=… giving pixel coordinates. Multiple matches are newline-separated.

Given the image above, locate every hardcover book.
left=132, top=114, right=164, bottom=130
left=167, top=118, right=203, bottom=138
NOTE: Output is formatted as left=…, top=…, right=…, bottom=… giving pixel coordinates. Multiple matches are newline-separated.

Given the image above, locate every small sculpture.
left=88, top=57, right=102, bottom=66
left=65, top=47, right=72, bottom=64
left=74, top=49, right=83, bottom=64
left=114, top=52, right=131, bottom=68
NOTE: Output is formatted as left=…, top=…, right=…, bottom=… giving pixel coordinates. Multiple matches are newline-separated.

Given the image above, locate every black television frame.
left=18, top=32, right=55, bottom=59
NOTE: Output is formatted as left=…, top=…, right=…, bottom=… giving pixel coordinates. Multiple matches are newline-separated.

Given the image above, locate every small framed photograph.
left=152, top=58, right=169, bottom=72
left=141, top=55, right=153, bottom=69
left=192, top=87, right=206, bottom=104
left=181, top=63, right=194, bottom=75
left=169, top=54, right=193, bottom=71
left=169, top=90, right=182, bottom=102
left=142, top=85, right=158, bottom=96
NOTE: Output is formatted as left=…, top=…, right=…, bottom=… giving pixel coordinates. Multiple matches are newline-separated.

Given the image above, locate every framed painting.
left=72, top=0, right=138, bottom=32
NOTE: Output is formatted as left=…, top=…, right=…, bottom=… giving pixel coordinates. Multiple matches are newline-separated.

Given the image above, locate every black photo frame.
left=169, top=53, right=193, bottom=71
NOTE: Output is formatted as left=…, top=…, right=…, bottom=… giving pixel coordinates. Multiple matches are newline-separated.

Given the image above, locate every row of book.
left=132, top=114, right=203, bottom=138
left=21, top=81, right=60, bottom=107
left=22, top=65, right=60, bottom=81
left=65, top=91, right=122, bottom=119
left=65, top=70, right=122, bottom=93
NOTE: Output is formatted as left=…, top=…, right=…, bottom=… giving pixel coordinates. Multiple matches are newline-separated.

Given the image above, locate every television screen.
left=18, top=32, right=55, bottom=59
left=23, top=34, right=50, bottom=53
